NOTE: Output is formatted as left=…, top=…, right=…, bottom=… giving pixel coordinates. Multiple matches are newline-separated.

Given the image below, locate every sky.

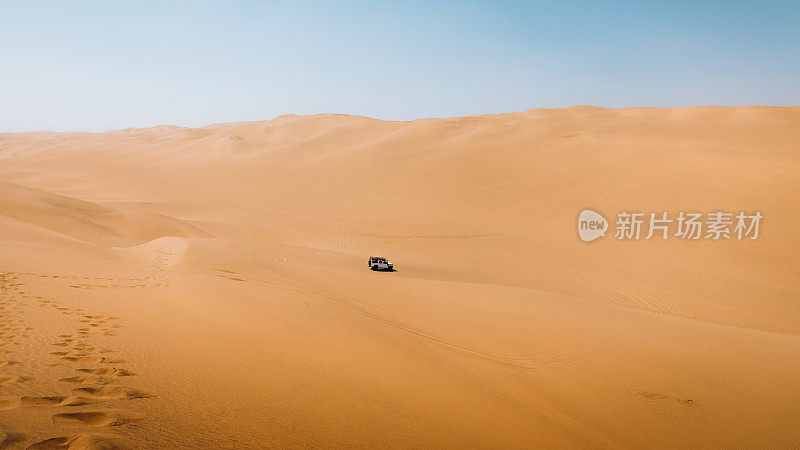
left=1, top=0, right=798, bottom=132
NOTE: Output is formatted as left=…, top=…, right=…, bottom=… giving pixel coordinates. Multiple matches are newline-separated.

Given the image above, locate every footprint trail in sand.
left=0, top=267, right=158, bottom=449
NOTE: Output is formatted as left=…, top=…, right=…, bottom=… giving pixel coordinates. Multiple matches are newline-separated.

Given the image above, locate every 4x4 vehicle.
left=368, top=256, right=393, bottom=271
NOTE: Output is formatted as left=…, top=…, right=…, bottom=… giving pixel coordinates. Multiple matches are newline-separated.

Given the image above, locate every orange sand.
left=0, top=106, right=798, bottom=448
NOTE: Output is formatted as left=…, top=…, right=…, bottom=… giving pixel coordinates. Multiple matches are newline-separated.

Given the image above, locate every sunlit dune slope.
left=0, top=106, right=798, bottom=448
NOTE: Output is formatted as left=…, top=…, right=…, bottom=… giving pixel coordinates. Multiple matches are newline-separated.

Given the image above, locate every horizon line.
left=2, top=104, right=798, bottom=135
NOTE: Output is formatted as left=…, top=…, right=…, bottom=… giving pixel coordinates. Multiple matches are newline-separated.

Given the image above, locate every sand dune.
left=0, top=106, right=798, bottom=448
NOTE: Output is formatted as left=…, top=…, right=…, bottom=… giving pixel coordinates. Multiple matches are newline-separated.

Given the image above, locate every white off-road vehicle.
left=368, top=256, right=393, bottom=271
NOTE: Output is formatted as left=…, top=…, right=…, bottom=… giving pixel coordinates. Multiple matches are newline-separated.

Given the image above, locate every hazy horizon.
left=3, top=104, right=799, bottom=135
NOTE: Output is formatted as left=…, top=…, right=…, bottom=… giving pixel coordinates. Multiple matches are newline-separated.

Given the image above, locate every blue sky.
left=1, top=1, right=798, bottom=132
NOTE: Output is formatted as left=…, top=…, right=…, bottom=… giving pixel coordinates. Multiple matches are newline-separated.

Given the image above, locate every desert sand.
left=0, top=106, right=798, bottom=448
